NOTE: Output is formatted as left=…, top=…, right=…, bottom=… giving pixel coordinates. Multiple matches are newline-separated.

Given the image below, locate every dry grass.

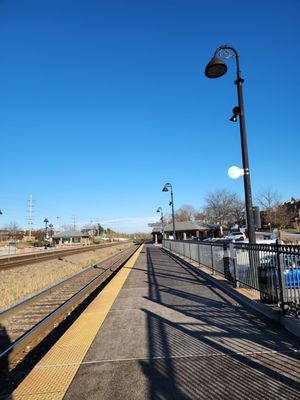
left=0, top=243, right=132, bottom=311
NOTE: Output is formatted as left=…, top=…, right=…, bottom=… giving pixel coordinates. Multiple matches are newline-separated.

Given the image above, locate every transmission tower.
left=27, top=195, right=34, bottom=240
left=72, top=214, right=77, bottom=231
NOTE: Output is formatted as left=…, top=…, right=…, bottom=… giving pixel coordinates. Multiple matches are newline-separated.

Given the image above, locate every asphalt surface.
left=64, top=244, right=300, bottom=400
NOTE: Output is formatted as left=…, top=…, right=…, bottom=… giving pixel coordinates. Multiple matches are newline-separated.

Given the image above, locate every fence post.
left=223, top=243, right=234, bottom=282
left=276, top=239, right=285, bottom=313
left=211, top=244, right=215, bottom=275
left=230, top=242, right=238, bottom=287
left=198, top=243, right=201, bottom=266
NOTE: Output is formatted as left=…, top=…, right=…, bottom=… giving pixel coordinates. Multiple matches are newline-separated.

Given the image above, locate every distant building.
left=152, top=220, right=220, bottom=243
left=52, top=230, right=91, bottom=245
left=151, top=225, right=163, bottom=244
left=260, top=198, right=300, bottom=229
left=0, top=230, right=25, bottom=242
left=282, top=198, right=300, bottom=228
left=81, top=226, right=97, bottom=237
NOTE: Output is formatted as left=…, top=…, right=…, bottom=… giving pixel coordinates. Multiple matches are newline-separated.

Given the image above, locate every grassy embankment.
left=0, top=242, right=132, bottom=310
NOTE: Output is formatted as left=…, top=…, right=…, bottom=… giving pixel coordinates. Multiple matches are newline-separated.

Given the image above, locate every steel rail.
left=0, top=244, right=140, bottom=368
left=0, top=241, right=130, bottom=270
left=0, top=246, right=132, bottom=321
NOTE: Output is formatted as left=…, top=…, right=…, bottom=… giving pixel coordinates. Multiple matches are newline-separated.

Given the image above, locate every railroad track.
left=0, top=244, right=140, bottom=369
left=0, top=241, right=130, bottom=270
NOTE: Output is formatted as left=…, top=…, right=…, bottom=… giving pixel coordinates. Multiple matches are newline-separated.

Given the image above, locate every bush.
left=92, top=239, right=104, bottom=245
left=33, top=240, right=51, bottom=247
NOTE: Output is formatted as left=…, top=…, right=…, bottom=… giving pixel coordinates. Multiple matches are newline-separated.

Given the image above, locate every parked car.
left=190, top=237, right=202, bottom=242
left=202, top=237, right=221, bottom=242
left=260, top=254, right=300, bottom=289
left=224, top=231, right=246, bottom=241
left=190, top=236, right=211, bottom=242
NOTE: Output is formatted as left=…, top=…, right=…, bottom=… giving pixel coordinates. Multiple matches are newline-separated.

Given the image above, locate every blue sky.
left=0, top=0, right=299, bottom=233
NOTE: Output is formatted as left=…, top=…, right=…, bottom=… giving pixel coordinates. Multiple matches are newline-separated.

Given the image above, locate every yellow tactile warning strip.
left=12, top=245, right=144, bottom=400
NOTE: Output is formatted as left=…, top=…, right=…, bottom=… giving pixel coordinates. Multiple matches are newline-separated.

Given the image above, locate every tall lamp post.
left=162, top=182, right=176, bottom=240
left=56, top=216, right=61, bottom=232
left=44, top=218, right=49, bottom=240
left=156, top=207, right=164, bottom=235
left=205, top=45, right=256, bottom=243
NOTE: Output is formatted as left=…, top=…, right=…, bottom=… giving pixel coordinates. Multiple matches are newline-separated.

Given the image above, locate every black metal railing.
left=162, top=239, right=300, bottom=316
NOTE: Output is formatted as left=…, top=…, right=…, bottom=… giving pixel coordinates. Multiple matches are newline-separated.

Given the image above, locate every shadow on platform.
left=140, top=246, right=300, bottom=399
left=0, top=323, right=12, bottom=399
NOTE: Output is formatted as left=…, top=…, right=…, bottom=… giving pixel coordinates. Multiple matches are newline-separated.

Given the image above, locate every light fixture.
left=229, top=106, right=240, bottom=122
left=228, top=166, right=245, bottom=179
left=205, top=56, right=228, bottom=79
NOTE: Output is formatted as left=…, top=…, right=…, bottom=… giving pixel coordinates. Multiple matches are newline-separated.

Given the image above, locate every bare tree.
left=203, top=189, right=244, bottom=228
left=256, top=187, right=283, bottom=228
left=175, top=205, right=197, bottom=222
left=3, top=222, right=21, bottom=240
left=255, top=187, right=281, bottom=210
left=194, top=211, right=206, bottom=221
left=159, top=213, right=172, bottom=225
left=231, top=202, right=246, bottom=226
left=274, top=207, right=293, bottom=229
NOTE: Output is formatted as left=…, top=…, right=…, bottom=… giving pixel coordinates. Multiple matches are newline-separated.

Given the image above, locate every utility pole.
left=27, top=195, right=34, bottom=241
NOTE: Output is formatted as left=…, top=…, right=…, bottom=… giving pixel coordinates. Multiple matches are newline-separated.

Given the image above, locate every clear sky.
left=0, top=0, right=299, bottom=233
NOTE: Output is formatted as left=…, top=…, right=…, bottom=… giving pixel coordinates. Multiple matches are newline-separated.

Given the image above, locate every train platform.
left=11, top=244, right=300, bottom=399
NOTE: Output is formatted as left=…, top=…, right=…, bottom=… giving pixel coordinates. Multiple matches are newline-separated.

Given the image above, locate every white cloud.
left=102, top=216, right=157, bottom=233
left=78, top=216, right=157, bottom=233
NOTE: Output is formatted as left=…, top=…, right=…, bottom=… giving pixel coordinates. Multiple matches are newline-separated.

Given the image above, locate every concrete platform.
left=65, top=245, right=300, bottom=399
left=11, top=244, right=300, bottom=399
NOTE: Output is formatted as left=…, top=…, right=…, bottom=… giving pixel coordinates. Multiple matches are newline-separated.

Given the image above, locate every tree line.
left=162, top=187, right=298, bottom=230
left=0, top=222, right=152, bottom=242
left=0, top=187, right=297, bottom=241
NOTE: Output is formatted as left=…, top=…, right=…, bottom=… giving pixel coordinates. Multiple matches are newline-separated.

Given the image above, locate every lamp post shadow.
left=0, top=323, right=12, bottom=399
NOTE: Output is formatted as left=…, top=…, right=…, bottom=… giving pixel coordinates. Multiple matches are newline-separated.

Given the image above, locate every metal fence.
left=162, top=239, right=300, bottom=316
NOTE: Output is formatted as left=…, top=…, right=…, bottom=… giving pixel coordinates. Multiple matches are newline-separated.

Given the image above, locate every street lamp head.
left=156, top=207, right=162, bottom=213
left=0, top=210, right=2, bottom=215
left=205, top=56, right=228, bottom=79
left=229, top=106, right=240, bottom=122
left=162, top=182, right=171, bottom=192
